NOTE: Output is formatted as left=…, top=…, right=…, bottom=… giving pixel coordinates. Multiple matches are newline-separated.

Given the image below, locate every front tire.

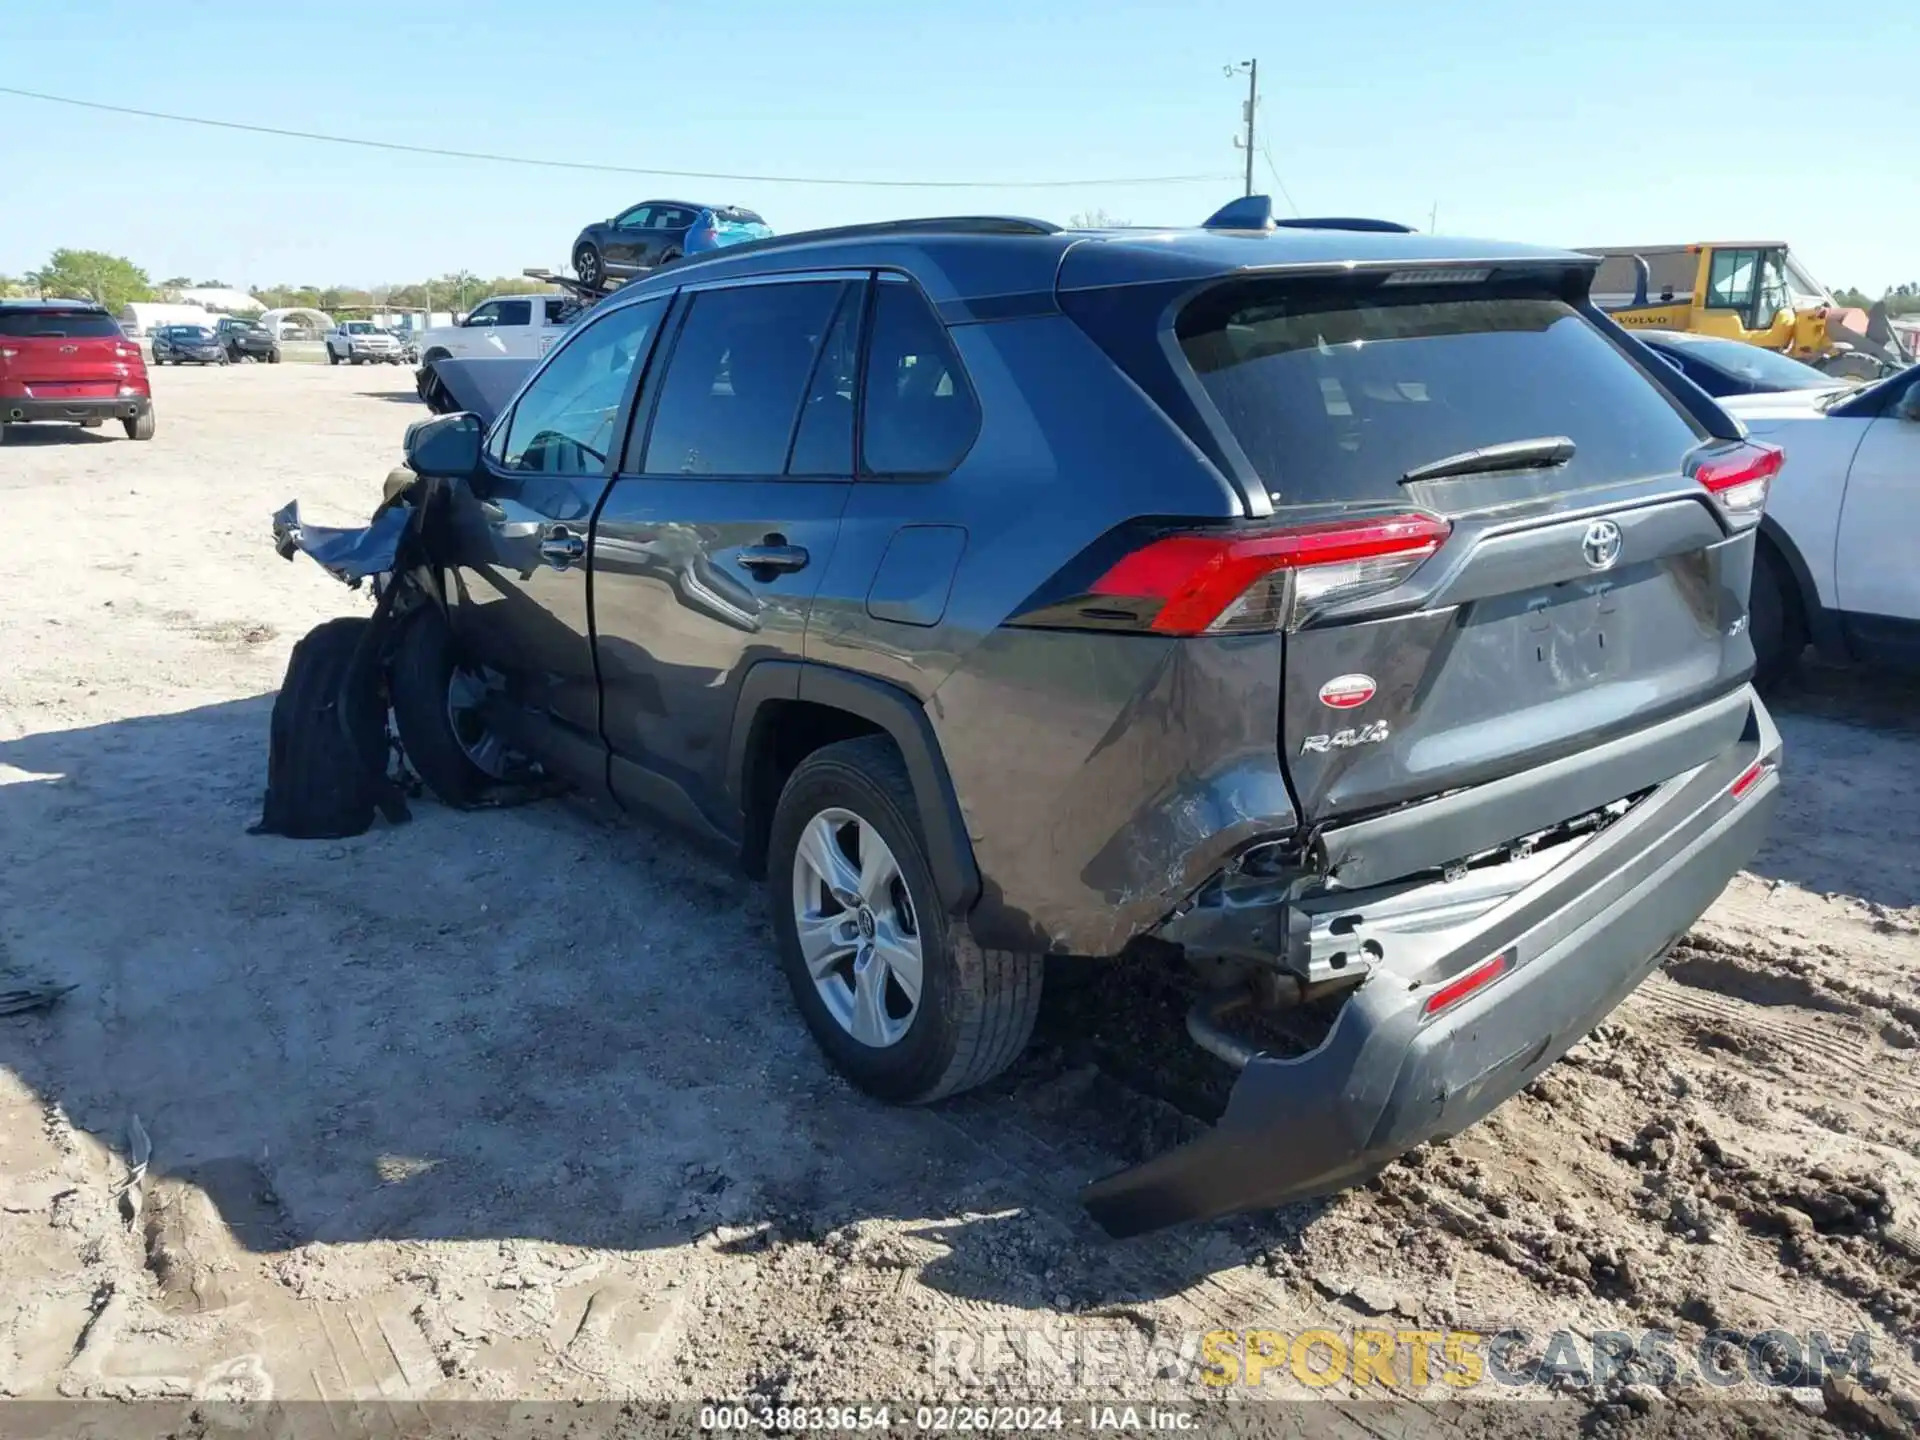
left=124, top=411, right=155, bottom=441
left=1749, top=540, right=1805, bottom=691
left=388, top=609, right=509, bottom=807
left=768, top=736, right=1042, bottom=1104
left=268, top=348, right=281, bottom=364
left=328, top=346, right=340, bottom=365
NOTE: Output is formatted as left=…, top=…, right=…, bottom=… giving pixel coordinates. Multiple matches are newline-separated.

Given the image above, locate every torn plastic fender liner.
left=272, top=500, right=411, bottom=584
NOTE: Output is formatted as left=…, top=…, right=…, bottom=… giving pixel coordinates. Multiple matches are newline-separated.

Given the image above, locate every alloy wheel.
left=790, top=808, right=923, bottom=1048
left=445, top=667, right=510, bottom=778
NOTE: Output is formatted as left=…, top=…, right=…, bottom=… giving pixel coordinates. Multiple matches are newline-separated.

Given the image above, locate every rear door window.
left=492, top=300, right=532, bottom=327
left=1175, top=279, right=1705, bottom=506
left=638, top=281, right=847, bottom=477
left=0, top=310, right=123, bottom=338
left=860, top=280, right=979, bottom=476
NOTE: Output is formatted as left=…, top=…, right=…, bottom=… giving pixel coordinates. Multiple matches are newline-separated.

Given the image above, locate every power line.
left=0, top=86, right=1231, bottom=191
left=1259, top=143, right=1301, bottom=216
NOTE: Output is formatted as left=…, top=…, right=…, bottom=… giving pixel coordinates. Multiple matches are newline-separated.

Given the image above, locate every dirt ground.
left=3, top=364, right=1918, bottom=1434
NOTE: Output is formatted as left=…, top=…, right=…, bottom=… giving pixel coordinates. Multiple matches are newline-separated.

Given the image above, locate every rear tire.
left=388, top=609, right=502, bottom=808
left=574, top=243, right=603, bottom=288
left=768, top=736, right=1042, bottom=1104
left=1749, top=540, right=1805, bottom=691
left=124, top=411, right=155, bottom=441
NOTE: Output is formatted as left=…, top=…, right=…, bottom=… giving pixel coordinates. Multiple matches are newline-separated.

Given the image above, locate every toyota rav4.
left=345, top=200, right=1783, bottom=1235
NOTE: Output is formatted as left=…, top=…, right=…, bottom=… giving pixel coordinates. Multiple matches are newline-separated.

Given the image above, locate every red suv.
left=0, top=300, right=154, bottom=442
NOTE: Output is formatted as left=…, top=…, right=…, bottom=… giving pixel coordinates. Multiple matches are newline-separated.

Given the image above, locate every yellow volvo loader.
left=1583, top=242, right=1910, bottom=380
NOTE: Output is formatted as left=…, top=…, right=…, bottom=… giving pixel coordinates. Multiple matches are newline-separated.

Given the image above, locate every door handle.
left=538, top=526, right=586, bottom=569
left=735, top=542, right=809, bottom=577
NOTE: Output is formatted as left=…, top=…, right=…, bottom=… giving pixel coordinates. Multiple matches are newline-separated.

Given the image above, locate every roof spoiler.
left=1200, top=196, right=1416, bottom=234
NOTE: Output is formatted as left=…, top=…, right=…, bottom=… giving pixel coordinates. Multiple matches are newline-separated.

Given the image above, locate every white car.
left=412, top=294, right=579, bottom=366
left=1722, top=365, right=1920, bottom=682
left=326, top=321, right=405, bottom=366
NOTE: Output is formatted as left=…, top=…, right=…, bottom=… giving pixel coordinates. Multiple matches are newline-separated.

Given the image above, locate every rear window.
left=0, top=309, right=122, bottom=338
left=716, top=206, right=765, bottom=225
left=1175, top=279, right=1705, bottom=506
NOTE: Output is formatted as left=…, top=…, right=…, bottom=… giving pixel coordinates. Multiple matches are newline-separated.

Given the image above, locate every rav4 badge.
left=1318, top=673, right=1378, bottom=709
left=1301, top=721, right=1390, bottom=754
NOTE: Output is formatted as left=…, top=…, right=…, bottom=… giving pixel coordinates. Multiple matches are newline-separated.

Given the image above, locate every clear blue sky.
left=4, top=0, right=1914, bottom=293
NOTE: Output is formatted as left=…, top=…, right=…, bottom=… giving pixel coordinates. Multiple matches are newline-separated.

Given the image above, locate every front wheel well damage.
left=737, top=699, right=886, bottom=879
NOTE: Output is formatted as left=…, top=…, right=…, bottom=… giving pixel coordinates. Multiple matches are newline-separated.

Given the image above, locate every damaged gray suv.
left=354, top=199, right=1782, bottom=1236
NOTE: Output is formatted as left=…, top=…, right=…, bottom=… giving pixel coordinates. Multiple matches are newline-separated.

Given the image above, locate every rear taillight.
left=1074, top=512, right=1451, bottom=636
left=1689, top=441, right=1780, bottom=524
left=116, top=344, right=137, bottom=359
left=0, top=347, right=16, bottom=359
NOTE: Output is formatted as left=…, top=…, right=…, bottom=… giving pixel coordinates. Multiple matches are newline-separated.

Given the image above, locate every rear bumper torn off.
left=1083, top=690, right=1780, bottom=1237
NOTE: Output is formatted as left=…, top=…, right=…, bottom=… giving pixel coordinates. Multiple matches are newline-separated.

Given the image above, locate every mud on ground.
left=2, top=367, right=1918, bottom=1435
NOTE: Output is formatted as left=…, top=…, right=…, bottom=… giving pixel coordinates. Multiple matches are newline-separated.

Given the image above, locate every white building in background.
left=175, top=286, right=265, bottom=314
left=119, top=302, right=217, bottom=337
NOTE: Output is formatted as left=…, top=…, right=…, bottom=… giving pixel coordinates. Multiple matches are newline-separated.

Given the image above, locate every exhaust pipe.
left=1186, top=972, right=1311, bottom=1070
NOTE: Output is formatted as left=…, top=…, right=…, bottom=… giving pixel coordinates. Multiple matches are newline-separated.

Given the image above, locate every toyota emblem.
left=1582, top=519, right=1622, bottom=572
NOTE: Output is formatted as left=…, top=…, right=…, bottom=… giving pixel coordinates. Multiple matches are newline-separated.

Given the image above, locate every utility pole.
left=1226, top=59, right=1258, bottom=197
left=1429, top=201, right=1439, bottom=234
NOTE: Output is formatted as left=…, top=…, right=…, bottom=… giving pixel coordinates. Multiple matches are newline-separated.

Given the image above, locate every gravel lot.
left=3, top=365, right=1919, bottom=1432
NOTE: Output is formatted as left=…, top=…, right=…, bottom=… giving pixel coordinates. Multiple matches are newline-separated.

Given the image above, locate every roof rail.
left=670, top=215, right=1062, bottom=270
left=1273, top=217, right=1417, bottom=234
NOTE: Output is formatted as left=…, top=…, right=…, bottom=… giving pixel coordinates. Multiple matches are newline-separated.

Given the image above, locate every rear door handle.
left=735, top=543, right=809, bottom=577
left=539, top=526, right=586, bottom=569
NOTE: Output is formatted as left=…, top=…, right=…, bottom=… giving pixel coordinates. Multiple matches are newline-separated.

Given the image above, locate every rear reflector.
left=1085, top=512, right=1451, bottom=636
left=1690, top=441, right=1781, bottom=523
left=1729, top=759, right=1774, bottom=800
left=1422, top=948, right=1515, bottom=1020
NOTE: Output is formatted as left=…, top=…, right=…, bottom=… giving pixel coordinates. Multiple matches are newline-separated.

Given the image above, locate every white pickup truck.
left=412, top=293, right=580, bottom=366
left=326, top=320, right=405, bottom=366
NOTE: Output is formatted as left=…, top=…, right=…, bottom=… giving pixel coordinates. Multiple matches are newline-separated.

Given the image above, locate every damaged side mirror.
left=404, top=411, right=485, bottom=478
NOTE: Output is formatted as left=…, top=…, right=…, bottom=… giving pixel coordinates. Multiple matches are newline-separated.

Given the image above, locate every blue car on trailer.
left=571, top=200, right=771, bottom=290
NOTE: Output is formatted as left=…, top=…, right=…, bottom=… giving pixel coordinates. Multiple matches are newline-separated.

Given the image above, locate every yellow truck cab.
left=1581, top=242, right=1905, bottom=379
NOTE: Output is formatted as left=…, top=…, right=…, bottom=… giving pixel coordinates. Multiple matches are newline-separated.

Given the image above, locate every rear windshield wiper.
left=1400, top=436, right=1576, bottom=485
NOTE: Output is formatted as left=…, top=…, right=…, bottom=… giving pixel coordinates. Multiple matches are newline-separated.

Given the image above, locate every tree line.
left=0, top=250, right=553, bottom=315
